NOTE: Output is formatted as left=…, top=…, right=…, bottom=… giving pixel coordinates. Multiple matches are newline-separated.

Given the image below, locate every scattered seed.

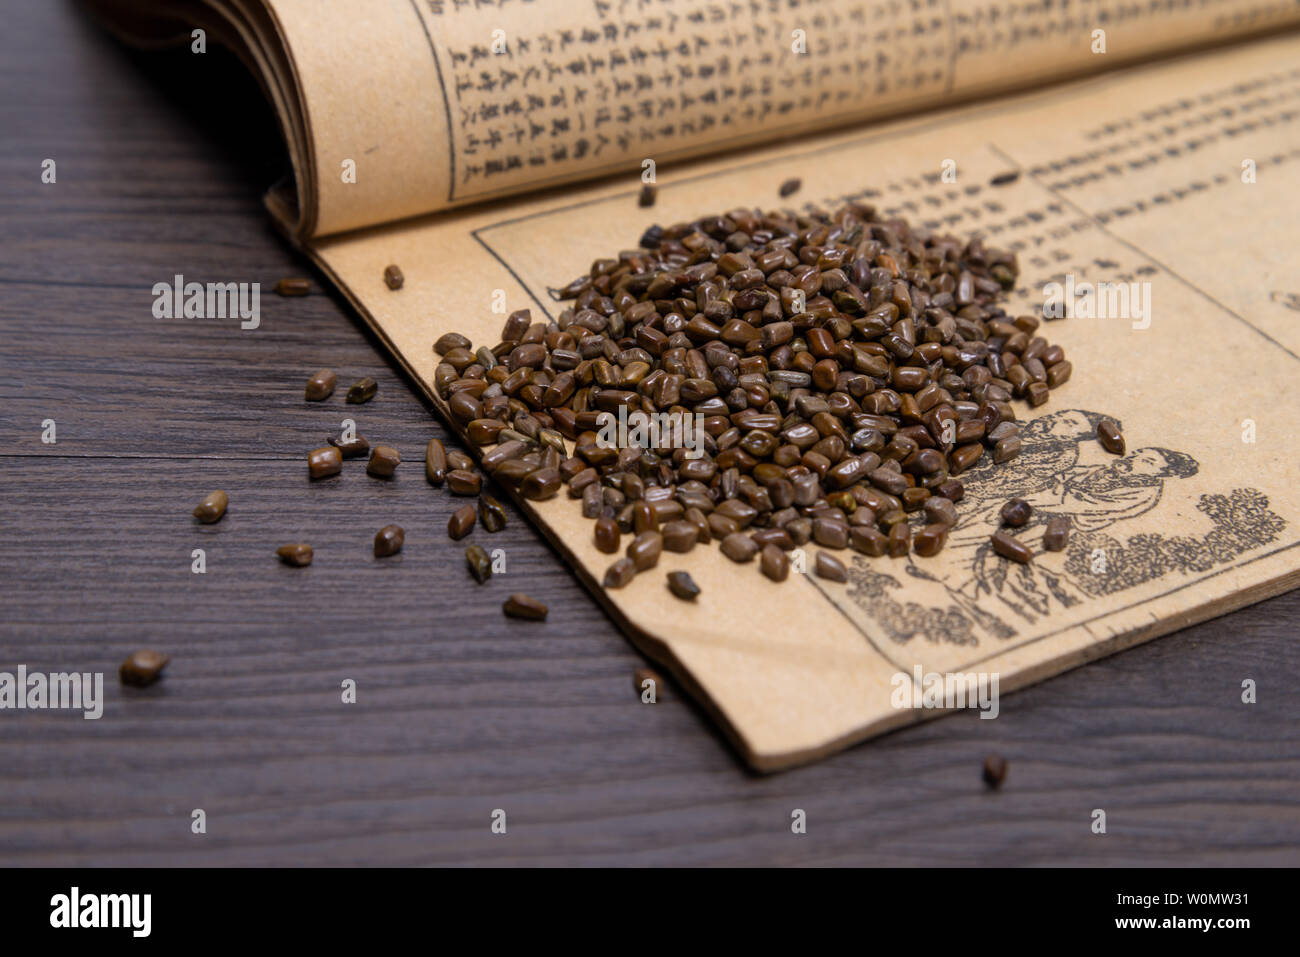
left=448, top=504, right=476, bottom=540
left=1097, top=418, right=1125, bottom=455
left=273, top=278, right=309, bottom=296
left=983, top=754, right=1009, bottom=789
left=119, top=650, right=169, bottom=687
left=307, top=446, right=342, bottom=480
left=478, top=494, right=508, bottom=532
left=990, top=530, right=1032, bottom=564
left=627, top=531, right=663, bottom=571
left=366, top=445, right=401, bottom=478
left=503, top=593, right=547, bottom=620
left=425, top=439, right=447, bottom=486
left=604, top=557, right=637, bottom=588
left=305, top=369, right=336, bottom=401
left=465, top=544, right=492, bottom=583
left=760, top=543, right=790, bottom=582
left=346, top=377, right=378, bottom=404
left=275, top=543, right=313, bottom=567
left=328, top=433, right=370, bottom=458
left=1001, top=498, right=1032, bottom=527
left=594, top=516, right=621, bottom=554
left=1043, top=516, right=1070, bottom=551
left=446, top=469, right=481, bottom=495
left=912, top=524, right=948, bottom=558
left=192, top=490, right=228, bottom=524
left=778, top=177, right=802, bottom=197
left=638, top=184, right=657, bottom=207
left=666, top=570, right=700, bottom=600
left=373, top=524, right=404, bottom=557
left=383, top=264, right=404, bottom=290
left=814, top=551, right=848, bottom=582
left=720, top=532, right=759, bottom=563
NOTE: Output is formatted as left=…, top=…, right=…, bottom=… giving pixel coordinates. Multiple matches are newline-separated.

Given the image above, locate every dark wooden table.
left=1, top=1, right=1296, bottom=866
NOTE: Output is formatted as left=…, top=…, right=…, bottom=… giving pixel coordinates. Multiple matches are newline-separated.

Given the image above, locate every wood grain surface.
left=0, top=0, right=1296, bottom=866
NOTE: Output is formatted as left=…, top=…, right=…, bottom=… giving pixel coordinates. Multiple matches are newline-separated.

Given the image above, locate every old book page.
left=303, top=32, right=1300, bottom=769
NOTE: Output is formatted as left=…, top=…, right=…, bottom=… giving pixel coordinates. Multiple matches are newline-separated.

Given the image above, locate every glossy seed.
left=192, top=490, right=228, bottom=524
left=983, top=754, right=1009, bottom=789
left=1097, top=418, right=1125, bottom=455
left=912, top=524, right=948, bottom=557
left=273, top=278, right=309, bottom=296
left=778, top=177, right=802, bottom=197
left=888, top=523, right=910, bottom=557
left=329, top=433, right=370, bottom=458
left=305, top=369, right=336, bottom=401
left=594, top=516, right=621, bottom=553
left=478, top=494, right=508, bottom=532
left=366, top=445, right=400, bottom=478
left=760, top=543, right=790, bottom=582
left=374, top=524, right=404, bottom=557
left=307, top=446, right=342, bottom=479
left=666, top=570, right=700, bottom=600
left=814, top=551, right=848, bottom=582
left=346, top=377, right=378, bottom=404
left=434, top=332, right=472, bottom=355
left=1000, top=498, right=1032, bottom=527
left=627, top=531, right=663, bottom=571
left=503, top=593, right=548, bottom=620
left=276, top=543, right=313, bottom=567
left=446, top=469, right=481, bottom=495
left=604, top=557, right=637, bottom=589
left=383, top=264, right=404, bottom=290
left=521, top=467, right=561, bottom=500
left=448, top=504, right=476, bottom=540
left=119, top=650, right=170, bottom=687
left=720, top=532, right=759, bottom=563
left=990, top=530, right=1032, bottom=564
left=425, top=439, right=447, bottom=485
left=465, top=544, right=492, bottom=583
left=1043, top=516, right=1070, bottom=551
left=661, top=520, right=698, bottom=553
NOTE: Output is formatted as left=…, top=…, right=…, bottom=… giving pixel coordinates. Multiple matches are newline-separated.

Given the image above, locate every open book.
left=91, top=0, right=1300, bottom=769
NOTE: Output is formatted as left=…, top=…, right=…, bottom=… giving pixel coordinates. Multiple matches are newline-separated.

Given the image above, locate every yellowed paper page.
left=307, top=33, right=1300, bottom=769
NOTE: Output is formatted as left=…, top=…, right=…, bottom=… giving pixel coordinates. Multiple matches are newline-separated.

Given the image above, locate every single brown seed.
left=604, top=557, right=637, bottom=589
left=465, top=544, right=492, bottom=583
left=273, top=277, right=309, bottom=296
left=446, top=449, right=474, bottom=472
left=446, top=469, right=481, bottom=495
left=594, top=516, right=621, bottom=554
left=720, top=532, right=759, bottom=563
left=479, top=494, right=508, bottom=532
left=1043, top=516, right=1070, bottom=551
left=328, top=433, right=370, bottom=458
left=627, top=531, right=663, bottom=571
left=192, top=490, right=228, bottom=524
left=1097, top=418, right=1125, bottom=455
left=778, top=177, right=802, bottom=197
left=851, top=526, right=888, bottom=556
left=760, top=543, right=790, bottom=582
left=119, top=650, right=170, bottom=687
left=912, top=524, right=948, bottom=558
left=888, top=523, right=911, bottom=557
left=638, top=184, right=657, bottom=207
left=814, top=551, right=848, bottom=582
left=448, top=504, right=476, bottom=540
left=374, top=524, right=404, bottom=557
left=425, top=439, right=448, bottom=485
left=307, top=446, right=342, bottom=480
left=983, top=754, right=1009, bottom=789
left=1001, top=498, right=1032, bottom=527
left=990, top=530, right=1032, bottom=564
left=634, top=666, right=663, bottom=699
left=666, top=570, right=700, bottom=600
left=305, top=369, right=336, bottom=401
left=383, top=264, right=404, bottom=290
left=521, top=467, right=561, bottom=501
left=366, top=445, right=401, bottom=478
left=503, top=593, right=548, bottom=621
left=661, top=520, right=698, bottom=553
left=276, top=543, right=313, bottom=567
left=346, top=377, right=378, bottom=404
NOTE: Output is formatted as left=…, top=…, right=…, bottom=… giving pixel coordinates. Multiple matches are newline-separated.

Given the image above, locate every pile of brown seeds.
left=425, top=202, right=1072, bottom=592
